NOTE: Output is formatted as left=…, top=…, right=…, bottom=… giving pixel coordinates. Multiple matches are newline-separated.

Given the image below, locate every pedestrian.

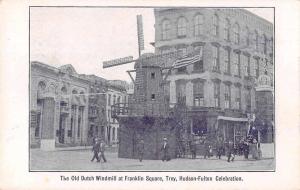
left=137, top=139, right=145, bottom=162
left=243, top=138, right=250, bottom=159
left=216, top=137, right=223, bottom=159
left=250, top=138, right=259, bottom=160
left=203, top=139, right=211, bottom=159
left=161, top=137, right=170, bottom=161
left=226, top=140, right=235, bottom=162
left=99, top=139, right=107, bottom=162
left=190, top=139, right=197, bottom=159
left=91, top=138, right=100, bottom=162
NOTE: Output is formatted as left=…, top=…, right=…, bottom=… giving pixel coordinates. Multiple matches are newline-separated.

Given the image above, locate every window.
left=212, top=14, right=219, bottom=36
left=151, top=94, right=155, bottom=100
left=233, top=52, right=240, bottom=76
left=212, top=46, right=220, bottom=71
left=177, top=17, right=187, bottom=37
left=246, top=88, right=251, bottom=111
left=193, top=81, right=204, bottom=107
left=224, top=84, right=231, bottom=109
left=162, top=20, right=171, bottom=40
left=254, top=30, right=259, bottom=50
left=255, top=58, right=260, bottom=78
left=233, top=23, right=240, bottom=44
left=245, top=27, right=250, bottom=46
left=112, top=128, right=115, bottom=141
left=224, top=18, right=230, bottom=41
left=194, top=14, right=204, bottom=36
left=235, top=86, right=241, bottom=109
left=151, top=72, right=155, bottom=79
left=263, top=35, right=268, bottom=54
left=224, top=48, right=230, bottom=74
left=176, top=82, right=186, bottom=104
left=213, top=82, right=220, bottom=107
left=193, top=46, right=204, bottom=72
left=245, top=55, right=250, bottom=77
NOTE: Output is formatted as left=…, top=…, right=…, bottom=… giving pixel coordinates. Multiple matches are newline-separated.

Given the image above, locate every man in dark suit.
left=99, top=139, right=107, bottom=162
left=91, top=138, right=100, bottom=162
left=137, top=139, right=145, bottom=162
left=161, top=137, right=170, bottom=161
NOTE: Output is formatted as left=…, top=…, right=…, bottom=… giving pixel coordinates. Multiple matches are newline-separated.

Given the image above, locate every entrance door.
left=59, top=116, right=65, bottom=143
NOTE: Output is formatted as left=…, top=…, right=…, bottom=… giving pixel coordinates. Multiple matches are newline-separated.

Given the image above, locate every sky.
left=30, top=7, right=274, bottom=82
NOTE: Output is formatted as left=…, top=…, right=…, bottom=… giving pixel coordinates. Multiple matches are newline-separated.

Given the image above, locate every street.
left=30, top=148, right=274, bottom=171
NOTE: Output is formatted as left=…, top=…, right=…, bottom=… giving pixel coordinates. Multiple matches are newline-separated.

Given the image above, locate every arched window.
left=212, top=14, right=219, bottom=36
left=38, top=81, right=46, bottom=92
left=72, top=89, right=78, bottom=94
left=245, top=26, right=250, bottom=46
left=194, top=14, right=204, bottom=36
left=61, top=86, right=67, bottom=94
left=224, top=18, right=230, bottom=41
left=161, top=19, right=171, bottom=40
left=254, top=30, right=259, bottom=50
left=233, top=23, right=240, bottom=44
left=177, top=17, right=187, bottom=37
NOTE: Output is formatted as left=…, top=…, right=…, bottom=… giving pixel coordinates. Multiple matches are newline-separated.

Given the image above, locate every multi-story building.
left=153, top=8, right=274, bottom=143
left=81, top=74, right=108, bottom=145
left=30, top=62, right=90, bottom=150
left=106, top=80, right=129, bottom=144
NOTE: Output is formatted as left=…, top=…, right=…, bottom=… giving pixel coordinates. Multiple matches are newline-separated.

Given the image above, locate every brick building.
left=30, top=62, right=90, bottom=150
left=153, top=8, right=274, bottom=144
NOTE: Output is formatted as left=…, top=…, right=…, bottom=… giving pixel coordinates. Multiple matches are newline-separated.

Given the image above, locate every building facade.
left=30, top=62, right=90, bottom=150
left=106, top=80, right=129, bottom=144
left=153, top=8, right=274, bottom=143
left=81, top=74, right=108, bottom=145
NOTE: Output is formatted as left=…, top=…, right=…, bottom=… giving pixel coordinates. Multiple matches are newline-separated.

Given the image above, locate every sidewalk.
left=47, top=144, right=118, bottom=152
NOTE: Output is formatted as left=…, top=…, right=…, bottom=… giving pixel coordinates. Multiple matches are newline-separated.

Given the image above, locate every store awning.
left=217, top=116, right=248, bottom=122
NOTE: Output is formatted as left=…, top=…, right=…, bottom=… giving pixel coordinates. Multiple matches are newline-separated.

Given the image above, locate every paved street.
left=30, top=148, right=274, bottom=171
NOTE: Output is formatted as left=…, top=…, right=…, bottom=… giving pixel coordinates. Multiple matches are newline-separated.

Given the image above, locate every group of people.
left=199, top=136, right=262, bottom=162
left=90, top=138, right=107, bottom=163
left=90, top=136, right=262, bottom=163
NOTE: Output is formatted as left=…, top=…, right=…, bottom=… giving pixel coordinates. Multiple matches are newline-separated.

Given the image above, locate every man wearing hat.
left=137, top=139, right=145, bottom=162
left=161, top=137, right=170, bottom=161
left=99, top=138, right=107, bottom=162
left=91, top=138, right=100, bottom=162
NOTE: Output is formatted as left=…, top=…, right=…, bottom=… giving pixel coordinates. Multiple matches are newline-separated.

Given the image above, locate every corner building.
left=30, top=62, right=90, bottom=150
left=154, top=8, right=273, bottom=143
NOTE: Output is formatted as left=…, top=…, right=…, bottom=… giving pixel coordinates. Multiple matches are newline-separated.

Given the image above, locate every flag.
left=172, top=54, right=201, bottom=69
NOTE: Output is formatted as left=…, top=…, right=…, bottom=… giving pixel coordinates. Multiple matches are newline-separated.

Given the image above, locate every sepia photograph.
left=29, top=7, right=275, bottom=171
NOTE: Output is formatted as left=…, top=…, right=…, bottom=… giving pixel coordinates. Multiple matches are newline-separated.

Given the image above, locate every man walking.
left=216, top=137, right=224, bottom=159
left=99, top=139, right=107, bottom=162
left=137, top=139, right=145, bottom=162
left=91, top=138, right=100, bottom=162
left=226, top=140, right=235, bottom=162
left=161, top=137, right=170, bottom=161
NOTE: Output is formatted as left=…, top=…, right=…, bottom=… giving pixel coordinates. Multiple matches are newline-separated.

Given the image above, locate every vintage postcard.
left=1, top=0, right=300, bottom=189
